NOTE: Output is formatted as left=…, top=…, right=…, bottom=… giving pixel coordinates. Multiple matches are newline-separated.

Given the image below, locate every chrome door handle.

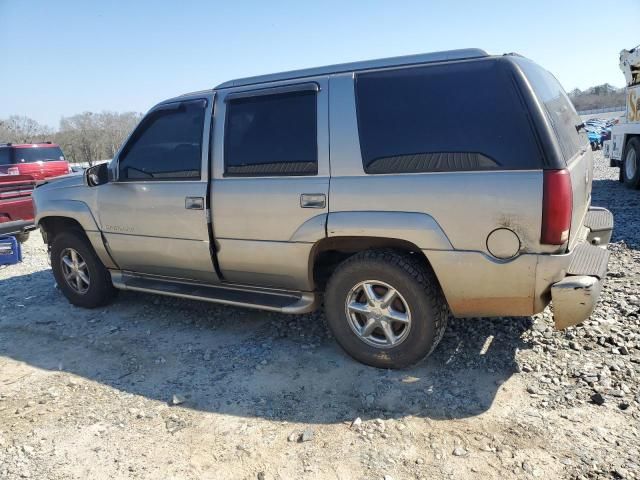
left=300, top=193, right=326, bottom=209
left=185, top=197, right=204, bottom=210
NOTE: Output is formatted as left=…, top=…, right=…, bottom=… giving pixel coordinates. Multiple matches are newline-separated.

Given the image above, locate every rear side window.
left=515, top=58, right=585, bottom=163
left=118, top=100, right=205, bottom=181
left=355, top=59, right=543, bottom=174
left=224, top=90, right=317, bottom=177
left=12, top=146, right=64, bottom=163
left=0, top=149, right=10, bottom=165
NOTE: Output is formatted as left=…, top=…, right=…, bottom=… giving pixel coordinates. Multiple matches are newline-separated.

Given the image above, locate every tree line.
left=568, top=83, right=626, bottom=112
left=0, top=112, right=142, bottom=165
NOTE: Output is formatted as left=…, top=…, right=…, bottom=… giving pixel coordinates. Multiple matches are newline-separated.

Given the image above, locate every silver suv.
left=33, top=49, right=613, bottom=368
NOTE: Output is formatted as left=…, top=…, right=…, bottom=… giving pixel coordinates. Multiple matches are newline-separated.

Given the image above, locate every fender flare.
left=35, top=199, right=100, bottom=233
left=35, top=200, right=117, bottom=269
left=326, top=211, right=452, bottom=250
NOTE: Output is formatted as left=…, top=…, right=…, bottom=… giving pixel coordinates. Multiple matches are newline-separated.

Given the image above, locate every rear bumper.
left=552, top=276, right=603, bottom=329
left=550, top=208, right=613, bottom=329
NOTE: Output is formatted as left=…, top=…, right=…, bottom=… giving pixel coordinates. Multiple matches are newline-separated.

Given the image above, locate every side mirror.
left=85, top=163, right=109, bottom=187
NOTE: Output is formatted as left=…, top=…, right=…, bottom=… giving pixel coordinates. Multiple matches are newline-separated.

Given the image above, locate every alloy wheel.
left=344, top=280, right=412, bottom=348
left=60, top=248, right=90, bottom=294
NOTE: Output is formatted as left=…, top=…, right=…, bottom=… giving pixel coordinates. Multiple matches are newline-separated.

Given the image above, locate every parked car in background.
left=0, top=174, right=36, bottom=242
left=34, top=49, right=612, bottom=368
left=587, top=130, right=602, bottom=150
left=0, top=142, right=70, bottom=180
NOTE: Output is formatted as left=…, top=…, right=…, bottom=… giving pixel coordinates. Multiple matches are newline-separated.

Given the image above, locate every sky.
left=1, top=0, right=639, bottom=128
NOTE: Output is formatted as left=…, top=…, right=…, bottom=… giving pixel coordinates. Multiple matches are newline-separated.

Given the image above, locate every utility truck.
left=604, top=45, right=640, bottom=188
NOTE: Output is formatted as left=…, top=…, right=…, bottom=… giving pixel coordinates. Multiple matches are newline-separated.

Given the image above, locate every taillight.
left=7, top=167, right=20, bottom=176
left=541, top=169, right=572, bottom=245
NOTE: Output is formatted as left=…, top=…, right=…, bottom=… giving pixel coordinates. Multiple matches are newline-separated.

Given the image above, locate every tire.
left=50, top=230, right=116, bottom=308
left=15, top=232, right=30, bottom=243
left=324, top=249, right=449, bottom=369
left=622, top=137, right=640, bottom=189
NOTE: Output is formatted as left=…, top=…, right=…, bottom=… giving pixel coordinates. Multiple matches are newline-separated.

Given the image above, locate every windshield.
left=12, top=146, right=65, bottom=163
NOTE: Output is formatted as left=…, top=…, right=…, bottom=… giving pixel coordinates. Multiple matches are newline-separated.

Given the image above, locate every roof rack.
left=215, top=48, right=489, bottom=89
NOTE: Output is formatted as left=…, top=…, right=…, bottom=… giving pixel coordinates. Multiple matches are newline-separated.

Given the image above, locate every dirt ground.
left=0, top=151, right=639, bottom=480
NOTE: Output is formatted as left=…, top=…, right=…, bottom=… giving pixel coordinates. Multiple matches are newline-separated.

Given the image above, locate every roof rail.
left=215, top=48, right=489, bottom=89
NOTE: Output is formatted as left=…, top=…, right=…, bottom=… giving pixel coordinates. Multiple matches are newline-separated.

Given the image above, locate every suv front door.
left=96, top=97, right=219, bottom=282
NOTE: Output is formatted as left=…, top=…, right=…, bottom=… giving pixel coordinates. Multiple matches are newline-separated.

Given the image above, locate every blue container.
left=0, top=236, right=22, bottom=265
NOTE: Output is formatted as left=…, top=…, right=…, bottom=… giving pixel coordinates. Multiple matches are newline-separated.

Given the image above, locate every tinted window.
left=515, top=58, right=586, bottom=162
left=0, top=148, right=10, bottom=165
left=119, top=100, right=205, bottom=180
left=12, top=146, right=64, bottom=163
left=355, top=59, right=543, bottom=174
left=224, top=90, right=317, bottom=176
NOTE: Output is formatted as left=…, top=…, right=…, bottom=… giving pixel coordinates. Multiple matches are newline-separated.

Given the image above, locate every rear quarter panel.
left=328, top=73, right=545, bottom=256
left=327, top=72, right=548, bottom=317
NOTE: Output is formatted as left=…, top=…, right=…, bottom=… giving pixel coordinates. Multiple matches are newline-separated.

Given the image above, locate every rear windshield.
left=514, top=58, right=586, bottom=163
left=12, top=146, right=65, bottom=163
left=355, top=58, right=543, bottom=174
left=0, top=149, right=10, bottom=165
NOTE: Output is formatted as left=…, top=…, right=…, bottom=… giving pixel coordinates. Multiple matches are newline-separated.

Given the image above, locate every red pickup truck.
left=0, top=142, right=70, bottom=180
left=0, top=175, right=36, bottom=241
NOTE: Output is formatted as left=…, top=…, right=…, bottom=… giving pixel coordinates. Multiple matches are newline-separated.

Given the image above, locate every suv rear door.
left=211, top=80, right=329, bottom=290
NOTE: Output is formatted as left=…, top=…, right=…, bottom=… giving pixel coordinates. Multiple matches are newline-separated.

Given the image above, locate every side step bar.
left=110, top=271, right=318, bottom=314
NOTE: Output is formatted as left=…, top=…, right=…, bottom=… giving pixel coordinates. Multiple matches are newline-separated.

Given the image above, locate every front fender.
left=34, top=197, right=117, bottom=269
left=35, top=199, right=100, bottom=233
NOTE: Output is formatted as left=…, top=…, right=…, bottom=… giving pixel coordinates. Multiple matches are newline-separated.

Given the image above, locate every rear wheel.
left=50, top=231, right=116, bottom=308
left=324, top=250, right=448, bottom=369
left=622, top=138, right=640, bottom=189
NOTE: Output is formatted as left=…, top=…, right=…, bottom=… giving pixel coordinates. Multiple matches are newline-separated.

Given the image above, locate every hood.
left=35, top=172, right=85, bottom=191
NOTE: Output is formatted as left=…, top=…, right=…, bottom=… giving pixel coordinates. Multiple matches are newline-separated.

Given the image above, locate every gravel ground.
left=0, top=150, right=638, bottom=480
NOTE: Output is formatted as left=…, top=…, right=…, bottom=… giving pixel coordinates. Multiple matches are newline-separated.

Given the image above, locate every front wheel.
left=622, top=138, right=640, bottom=189
left=324, top=250, right=448, bottom=369
left=50, top=231, right=116, bottom=308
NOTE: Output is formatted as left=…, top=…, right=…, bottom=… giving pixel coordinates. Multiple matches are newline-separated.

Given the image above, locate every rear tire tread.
left=325, top=249, right=449, bottom=368
left=622, top=137, right=640, bottom=189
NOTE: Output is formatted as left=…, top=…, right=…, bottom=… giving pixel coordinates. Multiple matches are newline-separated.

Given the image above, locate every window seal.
left=223, top=89, right=318, bottom=178
left=224, top=82, right=319, bottom=103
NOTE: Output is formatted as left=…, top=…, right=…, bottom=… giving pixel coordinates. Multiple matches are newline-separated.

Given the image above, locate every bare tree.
left=53, top=111, right=142, bottom=164
left=569, top=84, right=626, bottom=111
left=0, top=115, right=52, bottom=143
left=1, top=111, right=143, bottom=164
